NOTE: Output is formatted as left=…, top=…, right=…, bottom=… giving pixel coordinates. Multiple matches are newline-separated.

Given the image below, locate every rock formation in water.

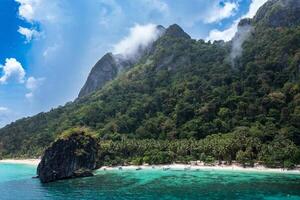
left=37, top=129, right=98, bottom=183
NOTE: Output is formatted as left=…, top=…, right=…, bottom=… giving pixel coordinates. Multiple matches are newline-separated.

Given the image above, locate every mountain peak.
left=156, top=25, right=166, bottom=32
left=78, top=52, right=118, bottom=98
left=78, top=25, right=166, bottom=98
left=164, top=24, right=191, bottom=39
left=254, top=0, right=300, bottom=27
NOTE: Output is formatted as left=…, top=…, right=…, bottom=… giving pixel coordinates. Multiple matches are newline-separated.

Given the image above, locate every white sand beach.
left=98, top=163, right=300, bottom=174
left=1, top=159, right=299, bottom=174
left=0, top=159, right=40, bottom=166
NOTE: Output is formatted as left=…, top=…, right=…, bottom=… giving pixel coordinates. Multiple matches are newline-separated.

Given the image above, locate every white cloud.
left=15, top=0, right=40, bottom=22
left=0, top=59, right=44, bottom=100
left=26, top=76, right=38, bottom=90
left=204, top=1, right=238, bottom=24
left=25, top=76, right=44, bottom=100
left=0, top=58, right=26, bottom=84
left=206, top=0, right=268, bottom=41
left=243, top=0, right=269, bottom=19
left=206, top=20, right=239, bottom=41
left=113, top=24, right=163, bottom=59
left=0, top=107, right=9, bottom=112
left=18, top=26, right=40, bottom=42
left=15, top=0, right=60, bottom=23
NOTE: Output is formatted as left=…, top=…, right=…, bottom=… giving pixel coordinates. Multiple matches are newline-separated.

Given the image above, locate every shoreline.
left=98, top=164, right=300, bottom=174
left=0, top=159, right=40, bottom=166
left=1, top=159, right=299, bottom=174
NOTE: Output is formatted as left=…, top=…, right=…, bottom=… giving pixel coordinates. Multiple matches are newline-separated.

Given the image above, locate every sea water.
left=1, top=163, right=300, bottom=200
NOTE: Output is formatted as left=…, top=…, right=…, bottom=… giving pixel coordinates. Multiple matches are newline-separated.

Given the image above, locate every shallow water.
left=1, top=163, right=300, bottom=200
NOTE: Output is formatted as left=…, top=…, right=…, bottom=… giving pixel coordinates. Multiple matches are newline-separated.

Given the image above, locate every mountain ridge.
left=0, top=0, right=299, bottom=169
left=78, top=25, right=166, bottom=98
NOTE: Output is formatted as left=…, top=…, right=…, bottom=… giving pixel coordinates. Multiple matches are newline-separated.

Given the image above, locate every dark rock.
left=78, top=25, right=166, bottom=98
left=254, top=0, right=300, bottom=27
left=156, top=25, right=166, bottom=33
left=238, top=18, right=252, bottom=27
left=164, top=24, right=191, bottom=39
left=78, top=53, right=119, bottom=98
left=78, top=53, right=138, bottom=98
left=72, top=168, right=94, bottom=178
left=37, top=130, right=98, bottom=183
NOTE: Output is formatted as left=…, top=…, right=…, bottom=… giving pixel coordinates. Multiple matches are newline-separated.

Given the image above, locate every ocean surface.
left=1, top=163, right=300, bottom=200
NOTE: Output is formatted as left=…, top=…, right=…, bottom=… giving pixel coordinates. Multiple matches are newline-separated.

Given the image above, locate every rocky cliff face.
left=37, top=130, right=98, bottom=183
left=78, top=53, right=119, bottom=98
left=78, top=25, right=166, bottom=98
left=254, top=0, right=300, bottom=27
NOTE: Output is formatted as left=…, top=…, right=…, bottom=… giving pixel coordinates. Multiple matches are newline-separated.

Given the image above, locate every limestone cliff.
left=78, top=25, right=166, bottom=98
left=254, top=0, right=300, bottom=28
left=78, top=53, right=119, bottom=98
left=37, top=129, right=98, bottom=183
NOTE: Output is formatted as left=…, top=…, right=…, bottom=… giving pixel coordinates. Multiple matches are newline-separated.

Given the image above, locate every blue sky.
left=0, top=0, right=268, bottom=127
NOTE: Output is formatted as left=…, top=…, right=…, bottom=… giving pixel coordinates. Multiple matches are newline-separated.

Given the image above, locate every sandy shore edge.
left=98, top=164, right=300, bottom=174
left=1, top=160, right=299, bottom=174
left=0, top=159, right=40, bottom=166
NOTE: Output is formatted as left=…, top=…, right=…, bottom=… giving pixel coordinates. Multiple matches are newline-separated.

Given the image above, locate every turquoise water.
left=1, top=164, right=300, bottom=200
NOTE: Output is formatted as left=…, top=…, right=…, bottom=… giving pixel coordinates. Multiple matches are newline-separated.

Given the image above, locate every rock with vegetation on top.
left=37, top=128, right=98, bottom=183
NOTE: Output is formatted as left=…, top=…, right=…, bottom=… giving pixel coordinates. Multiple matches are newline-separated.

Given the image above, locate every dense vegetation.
left=98, top=127, right=300, bottom=169
left=0, top=0, right=300, bottom=168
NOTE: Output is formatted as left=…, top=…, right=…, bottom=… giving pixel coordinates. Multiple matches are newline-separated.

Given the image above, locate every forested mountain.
left=0, top=0, right=300, bottom=168
left=78, top=25, right=165, bottom=98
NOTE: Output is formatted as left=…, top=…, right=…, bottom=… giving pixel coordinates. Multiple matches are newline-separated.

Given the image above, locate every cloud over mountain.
left=206, top=0, right=268, bottom=41
left=113, top=24, right=163, bottom=59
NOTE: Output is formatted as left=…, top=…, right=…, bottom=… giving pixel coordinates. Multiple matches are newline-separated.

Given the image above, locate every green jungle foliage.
left=98, top=126, right=300, bottom=169
left=0, top=1, right=300, bottom=167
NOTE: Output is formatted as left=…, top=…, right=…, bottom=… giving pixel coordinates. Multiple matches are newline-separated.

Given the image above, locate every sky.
left=0, top=0, right=268, bottom=127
